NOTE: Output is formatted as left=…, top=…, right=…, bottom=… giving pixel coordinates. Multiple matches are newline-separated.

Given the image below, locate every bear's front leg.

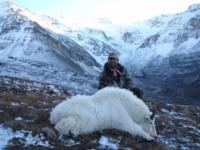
left=114, top=117, right=154, bottom=141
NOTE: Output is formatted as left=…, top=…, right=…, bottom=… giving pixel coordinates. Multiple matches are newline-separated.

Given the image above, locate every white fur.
left=50, top=87, right=157, bottom=140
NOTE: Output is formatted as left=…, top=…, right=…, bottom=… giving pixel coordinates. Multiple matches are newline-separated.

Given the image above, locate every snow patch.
left=0, top=125, right=13, bottom=150
left=15, top=117, right=23, bottom=121
left=99, top=136, right=119, bottom=150
left=10, top=102, right=20, bottom=107
left=0, top=125, right=52, bottom=149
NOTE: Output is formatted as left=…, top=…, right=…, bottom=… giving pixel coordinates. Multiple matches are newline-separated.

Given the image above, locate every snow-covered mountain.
left=0, top=0, right=200, bottom=105
left=0, top=1, right=200, bottom=149
left=0, top=0, right=100, bottom=95
left=125, top=4, right=200, bottom=105
left=43, top=2, right=200, bottom=105
left=0, top=1, right=99, bottom=70
left=125, top=4, right=200, bottom=68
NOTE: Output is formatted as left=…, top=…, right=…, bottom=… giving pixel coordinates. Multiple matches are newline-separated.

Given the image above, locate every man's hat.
left=108, top=52, right=119, bottom=59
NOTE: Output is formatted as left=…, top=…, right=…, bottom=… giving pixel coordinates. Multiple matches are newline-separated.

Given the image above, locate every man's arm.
left=124, top=69, right=143, bottom=98
left=98, top=72, right=111, bottom=89
left=124, top=69, right=135, bottom=89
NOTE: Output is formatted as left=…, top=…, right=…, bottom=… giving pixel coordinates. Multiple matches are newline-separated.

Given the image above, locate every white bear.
left=50, top=87, right=157, bottom=140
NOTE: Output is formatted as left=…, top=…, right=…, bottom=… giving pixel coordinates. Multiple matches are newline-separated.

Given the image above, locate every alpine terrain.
left=0, top=0, right=199, bottom=149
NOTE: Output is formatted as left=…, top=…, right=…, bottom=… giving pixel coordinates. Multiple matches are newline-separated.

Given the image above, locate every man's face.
left=108, top=57, right=118, bottom=68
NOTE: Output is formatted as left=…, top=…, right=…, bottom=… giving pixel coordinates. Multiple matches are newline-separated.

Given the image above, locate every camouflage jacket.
left=98, top=63, right=135, bottom=90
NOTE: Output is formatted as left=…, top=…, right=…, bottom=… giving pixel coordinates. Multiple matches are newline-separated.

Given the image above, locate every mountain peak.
left=0, top=0, right=11, bottom=15
left=0, top=0, right=21, bottom=16
left=188, top=3, right=200, bottom=12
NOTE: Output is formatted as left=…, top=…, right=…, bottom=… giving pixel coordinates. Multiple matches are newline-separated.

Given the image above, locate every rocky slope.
left=124, top=4, right=200, bottom=106
left=139, top=51, right=200, bottom=106
left=0, top=1, right=99, bottom=72
left=0, top=0, right=101, bottom=95
left=0, top=90, right=199, bottom=150
left=0, top=1, right=199, bottom=149
left=1, top=1, right=200, bottom=105
left=38, top=3, right=200, bottom=106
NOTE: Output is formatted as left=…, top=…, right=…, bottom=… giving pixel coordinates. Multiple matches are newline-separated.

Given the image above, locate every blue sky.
left=14, top=0, right=200, bottom=23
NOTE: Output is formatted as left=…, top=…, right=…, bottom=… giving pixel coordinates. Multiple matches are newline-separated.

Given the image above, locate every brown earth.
left=0, top=91, right=199, bottom=150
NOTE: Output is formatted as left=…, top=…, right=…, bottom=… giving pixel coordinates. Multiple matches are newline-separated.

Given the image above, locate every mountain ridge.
left=0, top=1, right=199, bottom=149
left=0, top=0, right=199, bottom=103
